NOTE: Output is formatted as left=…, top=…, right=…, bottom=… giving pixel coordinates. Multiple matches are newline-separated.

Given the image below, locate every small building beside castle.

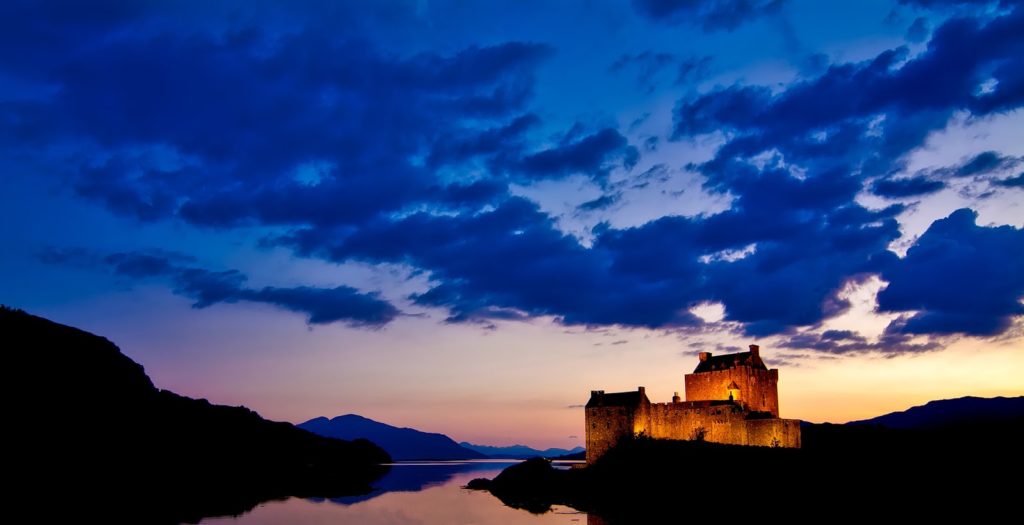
left=585, top=344, right=801, bottom=463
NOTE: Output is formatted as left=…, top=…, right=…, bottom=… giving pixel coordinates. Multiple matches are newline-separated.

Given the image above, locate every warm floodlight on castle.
left=585, top=344, right=801, bottom=463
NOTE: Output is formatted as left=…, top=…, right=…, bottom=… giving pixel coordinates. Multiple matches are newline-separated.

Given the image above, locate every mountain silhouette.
left=300, top=414, right=487, bottom=460
left=4, top=306, right=390, bottom=524
left=847, top=396, right=1024, bottom=429
left=459, top=442, right=586, bottom=459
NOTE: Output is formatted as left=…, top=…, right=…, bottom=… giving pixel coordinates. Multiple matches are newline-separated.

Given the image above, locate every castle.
left=585, top=344, right=801, bottom=463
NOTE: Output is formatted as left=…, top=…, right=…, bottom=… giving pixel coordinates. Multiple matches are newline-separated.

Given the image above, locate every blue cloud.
left=878, top=209, right=1024, bottom=336
left=513, top=128, right=640, bottom=183
left=995, top=173, right=1024, bottom=188
left=236, top=286, right=402, bottom=327
left=898, top=0, right=1019, bottom=9
left=677, top=8, right=1024, bottom=184
left=0, top=6, right=552, bottom=227
left=954, top=151, right=1022, bottom=177
left=577, top=193, right=623, bottom=212
left=632, top=0, right=786, bottom=31
left=779, top=327, right=940, bottom=354
left=7, top=2, right=1024, bottom=346
left=871, top=175, right=946, bottom=198
left=282, top=197, right=706, bottom=329
left=47, top=250, right=401, bottom=327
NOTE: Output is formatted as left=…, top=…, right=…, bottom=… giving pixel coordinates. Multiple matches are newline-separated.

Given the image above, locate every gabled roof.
left=693, top=351, right=768, bottom=373
left=586, top=389, right=650, bottom=408
left=727, top=381, right=740, bottom=390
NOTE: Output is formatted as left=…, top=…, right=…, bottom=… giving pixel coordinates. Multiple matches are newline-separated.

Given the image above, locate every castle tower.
left=584, top=387, right=650, bottom=464
left=684, top=344, right=779, bottom=416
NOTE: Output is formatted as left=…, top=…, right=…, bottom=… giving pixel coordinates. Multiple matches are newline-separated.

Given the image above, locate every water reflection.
left=203, top=461, right=587, bottom=524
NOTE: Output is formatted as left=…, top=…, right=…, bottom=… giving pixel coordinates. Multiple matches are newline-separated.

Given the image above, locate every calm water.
left=202, top=460, right=588, bottom=525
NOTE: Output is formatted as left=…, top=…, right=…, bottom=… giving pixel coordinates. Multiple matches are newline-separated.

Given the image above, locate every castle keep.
left=585, top=345, right=801, bottom=463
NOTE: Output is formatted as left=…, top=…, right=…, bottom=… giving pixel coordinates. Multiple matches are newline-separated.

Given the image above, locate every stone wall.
left=646, top=402, right=751, bottom=445
left=586, top=402, right=800, bottom=463
left=684, top=367, right=779, bottom=416
left=745, top=417, right=801, bottom=448
left=585, top=404, right=641, bottom=463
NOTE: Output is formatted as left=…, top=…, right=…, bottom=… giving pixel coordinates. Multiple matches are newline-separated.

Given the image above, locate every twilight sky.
left=2, top=0, right=1023, bottom=448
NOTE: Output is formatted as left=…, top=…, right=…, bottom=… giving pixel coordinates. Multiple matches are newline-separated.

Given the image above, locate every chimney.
left=638, top=386, right=646, bottom=396
left=672, top=392, right=681, bottom=403
left=591, top=390, right=604, bottom=398
left=749, top=344, right=760, bottom=357
left=698, top=352, right=711, bottom=362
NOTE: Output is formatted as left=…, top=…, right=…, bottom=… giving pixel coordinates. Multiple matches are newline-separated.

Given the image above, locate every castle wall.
left=585, top=405, right=640, bottom=464
left=587, top=402, right=800, bottom=463
left=647, top=402, right=750, bottom=444
left=684, top=367, right=779, bottom=416
left=745, top=418, right=801, bottom=448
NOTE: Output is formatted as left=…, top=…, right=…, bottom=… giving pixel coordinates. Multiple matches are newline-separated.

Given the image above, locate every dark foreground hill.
left=4, top=307, right=390, bottom=523
left=301, top=414, right=487, bottom=460
left=472, top=407, right=1024, bottom=521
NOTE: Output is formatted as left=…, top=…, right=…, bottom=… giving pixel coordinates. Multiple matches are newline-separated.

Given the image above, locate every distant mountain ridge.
left=300, top=414, right=487, bottom=461
left=847, top=396, right=1024, bottom=429
left=460, top=442, right=585, bottom=459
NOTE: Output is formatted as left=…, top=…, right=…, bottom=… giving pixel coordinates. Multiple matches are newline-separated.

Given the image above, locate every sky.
left=2, top=0, right=1023, bottom=449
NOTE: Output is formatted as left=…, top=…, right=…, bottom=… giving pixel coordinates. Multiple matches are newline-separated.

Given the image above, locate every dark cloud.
left=653, top=7, right=1024, bottom=340
left=632, top=0, right=786, bottom=31
left=880, top=151, right=1022, bottom=196
left=172, top=267, right=249, bottom=309
left=697, top=199, right=903, bottom=336
left=577, top=193, right=623, bottom=212
left=870, top=175, right=946, bottom=198
left=9, top=2, right=1024, bottom=347
left=427, top=114, right=541, bottom=169
left=953, top=151, right=1022, bottom=177
left=994, top=173, right=1024, bottom=188
left=275, top=167, right=906, bottom=337
left=281, top=197, right=705, bottom=329
left=779, top=328, right=941, bottom=355
left=878, top=209, right=1024, bottom=336
left=676, top=8, right=1024, bottom=183
left=821, top=329, right=866, bottom=341
left=513, top=128, right=639, bottom=183
left=46, top=250, right=400, bottom=327
left=237, top=286, right=401, bottom=327
left=0, top=3, right=553, bottom=227
left=898, top=0, right=1019, bottom=8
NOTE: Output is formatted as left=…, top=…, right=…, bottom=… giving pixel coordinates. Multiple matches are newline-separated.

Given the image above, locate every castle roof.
left=586, top=388, right=650, bottom=408
left=693, top=350, right=768, bottom=373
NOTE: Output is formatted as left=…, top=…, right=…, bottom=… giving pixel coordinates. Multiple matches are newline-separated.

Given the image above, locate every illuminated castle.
left=584, top=344, right=801, bottom=463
